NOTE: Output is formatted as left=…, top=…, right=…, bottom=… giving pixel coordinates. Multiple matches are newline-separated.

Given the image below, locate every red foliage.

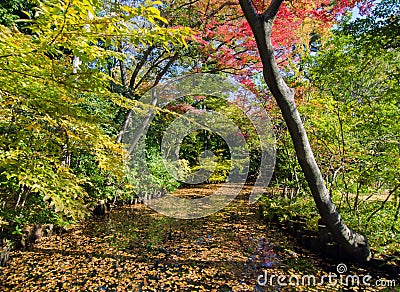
left=165, top=0, right=369, bottom=113
left=192, top=0, right=364, bottom=75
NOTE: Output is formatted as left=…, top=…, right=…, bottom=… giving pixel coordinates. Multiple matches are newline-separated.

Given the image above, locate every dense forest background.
left=0, top=0, right=399, bottom=263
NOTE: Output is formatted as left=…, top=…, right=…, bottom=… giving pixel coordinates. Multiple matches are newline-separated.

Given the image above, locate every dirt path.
left=0, top=185, right=397, bottom=291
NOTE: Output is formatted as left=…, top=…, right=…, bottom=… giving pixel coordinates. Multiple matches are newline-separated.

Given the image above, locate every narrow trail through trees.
left=0, top=185, right=394, bottom=291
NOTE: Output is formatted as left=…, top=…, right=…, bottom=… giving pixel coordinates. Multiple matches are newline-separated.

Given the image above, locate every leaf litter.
left=0, top=185, right=397, bottom=291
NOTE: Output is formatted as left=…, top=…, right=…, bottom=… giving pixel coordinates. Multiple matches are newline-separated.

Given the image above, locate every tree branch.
left=129, top=45, right=154, bottom=89
left=133, top=51, right=169, bottom=91
left=238, top=0, right=259, bottom=27
left=263, top=0, right=284, bottom=20
left=152, top=52, right=179, bottom=88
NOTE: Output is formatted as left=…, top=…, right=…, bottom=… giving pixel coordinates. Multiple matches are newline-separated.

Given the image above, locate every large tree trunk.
left=239, top=0, right=371, bottom=261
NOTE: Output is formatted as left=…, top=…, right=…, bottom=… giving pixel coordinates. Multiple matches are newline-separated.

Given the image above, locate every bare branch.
left=152, top=52, right=179, bottom=88
left=367, top=184, right=400, bottom=223
left=129, top=45, right=154, bottom=89
left=133, top=51, right=170, bottom=91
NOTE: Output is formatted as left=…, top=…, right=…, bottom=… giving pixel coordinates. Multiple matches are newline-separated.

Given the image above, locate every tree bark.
left=116, top=52, right=179, bottom=145
left=239, top=0, right=371, bottom=261
left=118, top=45, right=128, bottom=91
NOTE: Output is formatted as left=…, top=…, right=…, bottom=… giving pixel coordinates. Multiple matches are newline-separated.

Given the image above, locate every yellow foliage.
left=0, top=0, right=191, bottom=220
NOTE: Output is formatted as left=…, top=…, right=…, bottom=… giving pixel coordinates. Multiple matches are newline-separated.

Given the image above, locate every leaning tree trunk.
left=239, top=0, right=371, bottom=261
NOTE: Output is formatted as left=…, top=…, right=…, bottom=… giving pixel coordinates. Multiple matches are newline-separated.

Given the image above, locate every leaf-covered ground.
left=0, top=185, right=398, bottom=291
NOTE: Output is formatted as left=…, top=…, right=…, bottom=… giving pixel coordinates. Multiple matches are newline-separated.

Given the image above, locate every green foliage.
left=0, top=0, right=35, bottom=27
left=259, top=195, right=318, bottom=226
left=259, top=2, right=400, bottom=256
left=144, top=93, right=262, bottom=184
left=302, top=29, right=399, bottom=205
left=337, top=198, right=400, bottom=255
left=286, top=8, right=400, bottom=256
left=0, top=0, right=190, bottom=231
left=190, top=154, right=232, bottom=183
left=259, top=192, right=400, bottom=256
left=145, top=147, right=184, bottom=192
left=343, top=0, right=400, bottom=49
left=273, top=129, right=308, bottom=196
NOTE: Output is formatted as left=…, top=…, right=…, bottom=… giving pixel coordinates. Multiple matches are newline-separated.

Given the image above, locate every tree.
left=0, top=0, right=189, bottom=230
left=172, top=0, right=364, bottom=87
left=238, top=0, right=371, bottom=261
left=301, top=1, right=400, bottom=248
left=343, top=0, right=399, bottom=50
left=113, top=0, right=361, bottom=165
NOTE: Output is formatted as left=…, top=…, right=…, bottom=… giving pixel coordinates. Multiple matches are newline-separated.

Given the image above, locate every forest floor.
left=0, top=185, right=398, bottom=291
